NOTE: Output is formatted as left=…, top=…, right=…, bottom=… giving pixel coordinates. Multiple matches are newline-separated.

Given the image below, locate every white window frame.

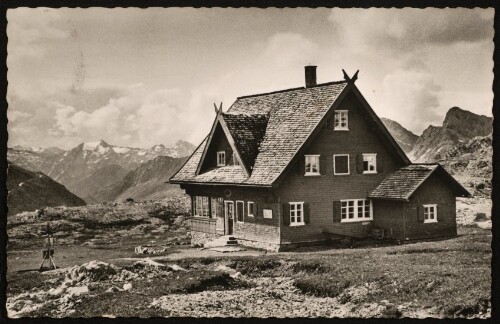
left=263, top=209, right=273, bottom=219
left=217, top=151, right=226, bottom=166
left=423, top=204, right=438, bottom=223
left=334, top=110, right=349, bottom=131
left=340, top=199, right=373, bottom=223
left=290, top=202, right=305, bottom=226
left=194, top=196, right=210, bottom=218
left=333, top=154, right=350, bottom=175
left=363, top=153, right=377, bottom=174
left=247, top=201, right=254, bottom=217
left=236, top=200, right=245, bottom=223
left=305, top=155, right=321, bottom=176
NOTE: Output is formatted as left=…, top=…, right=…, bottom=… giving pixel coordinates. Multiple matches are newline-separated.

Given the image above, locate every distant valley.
left=7, top=139, right=195, bottom=210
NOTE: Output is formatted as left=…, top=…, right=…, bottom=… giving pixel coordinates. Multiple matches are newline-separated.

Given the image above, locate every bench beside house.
left=169, top=66, right=471, bottom=251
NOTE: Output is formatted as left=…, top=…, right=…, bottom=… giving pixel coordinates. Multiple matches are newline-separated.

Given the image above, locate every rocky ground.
left=6, top=196, right=491, bottom=319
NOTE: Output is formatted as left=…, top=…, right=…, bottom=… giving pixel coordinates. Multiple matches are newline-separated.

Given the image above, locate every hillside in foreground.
left=7, top=163, right=86, bottom=216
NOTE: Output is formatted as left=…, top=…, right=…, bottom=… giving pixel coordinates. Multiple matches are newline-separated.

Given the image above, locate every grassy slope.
left=7, top=226, right=491, bottom=318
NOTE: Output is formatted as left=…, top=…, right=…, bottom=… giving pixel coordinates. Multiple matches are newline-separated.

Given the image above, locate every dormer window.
left=217, top=151, right=226, bottom=166
left=334, top=110, right=348, bottom=130
left=305, top=155, right=320, bottom=176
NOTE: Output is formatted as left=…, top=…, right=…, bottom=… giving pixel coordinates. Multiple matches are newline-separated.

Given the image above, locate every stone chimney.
left=305, top=65, right=317, bottom=88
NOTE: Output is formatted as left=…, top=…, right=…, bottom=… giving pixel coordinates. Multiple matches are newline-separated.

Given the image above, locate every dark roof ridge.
left=236, top=80, right=347, bottom=99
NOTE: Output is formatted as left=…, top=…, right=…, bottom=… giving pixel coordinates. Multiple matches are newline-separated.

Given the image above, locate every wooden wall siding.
left=372, top=200, right=405, bottom=239
left=190, top=217, right=217, bottom=234
left=403, top=173, right=457, bottom=240
left=184, top=184, right=281, bottom=240
left=276, top=92, right=404, bottom=243
left=199, top=124, right=234, bottom=173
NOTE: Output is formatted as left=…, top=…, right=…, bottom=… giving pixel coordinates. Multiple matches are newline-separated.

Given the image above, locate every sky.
left=6, top=8, right=494, bottom=149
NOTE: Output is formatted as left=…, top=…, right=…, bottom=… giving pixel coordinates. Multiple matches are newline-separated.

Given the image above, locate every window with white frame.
left=305, top=155, right=320, bottom=175
left=341, top=199, right=372, bottom=222
left=248, top=201, right=254, bottom=217
left=195, top=196, right=210, bottom=217
left=334, top=110, right=348, bottom=130
left=217, top=151, right=226, bottom=166
left=290, top=202, right=304, bottom=226
left=334, top=154, right=350, bottom=175
left=363, top=154, right=377, bottom=174
left=423, top=204, right=437, bottom=223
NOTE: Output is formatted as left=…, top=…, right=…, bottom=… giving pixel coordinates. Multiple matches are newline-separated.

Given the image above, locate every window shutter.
left=304, top=203, right=310, bottom=224
left=255, top=203, right=259, bottom=218
left=191, top=196, right=195, bottom=216
left=435, top=205, right=441, bottom=222
left=297, top=157, right=305, bottom=175
left=283, top=203, right=290, bottom=226
left=377, top=157, right=383, bottom=173
left=356, top=153, right=364, bottom=173
left=333, top=200, right=342, bottom=222
left=417, top=205, right=425, bottom=223
left=319, top=155, right=327, bottom=175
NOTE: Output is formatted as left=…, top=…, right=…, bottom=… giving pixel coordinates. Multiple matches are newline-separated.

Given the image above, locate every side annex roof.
left=369, top=164, right=471, bottom=200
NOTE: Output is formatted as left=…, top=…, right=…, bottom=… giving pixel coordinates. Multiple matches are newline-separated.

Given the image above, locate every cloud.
left=7, top=110, right=32, bottom=122
left=262, top=32, right=321, bottom=68
left=328, top=8, right=494, bottom=52
left=380, top=67, right=443, bottom=134
left=7, top=8, right=69, bottom=60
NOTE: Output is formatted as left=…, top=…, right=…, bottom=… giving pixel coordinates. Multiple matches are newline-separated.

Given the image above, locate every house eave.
left=168, top=179, right=272, bottom=188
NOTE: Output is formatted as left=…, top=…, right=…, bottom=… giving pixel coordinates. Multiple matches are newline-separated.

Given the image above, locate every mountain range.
left=7, top=139, right=195, bottom=204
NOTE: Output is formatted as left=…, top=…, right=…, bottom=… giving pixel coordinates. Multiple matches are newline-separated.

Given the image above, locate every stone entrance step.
left=204, top=235, right=239, bottom=248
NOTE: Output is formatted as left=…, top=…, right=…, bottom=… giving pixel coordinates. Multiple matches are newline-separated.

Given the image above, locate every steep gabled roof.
left=194, top=111, right=250, bottom=177
left=170, top=78, right=411, bottom=187
left=369, top=164, right=471, bottom=200
left=222, top=113, right=269, bottom=170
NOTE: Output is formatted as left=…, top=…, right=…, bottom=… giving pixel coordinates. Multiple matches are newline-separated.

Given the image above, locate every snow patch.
left=112, top=147, right=131, bottom=154
left=83, top=142, right=101, bottom=151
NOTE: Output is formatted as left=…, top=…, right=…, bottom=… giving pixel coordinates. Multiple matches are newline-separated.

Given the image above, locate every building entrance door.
left=224, top=201, right=234, bottom=235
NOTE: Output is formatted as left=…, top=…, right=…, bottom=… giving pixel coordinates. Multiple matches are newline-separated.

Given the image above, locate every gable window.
left=195, top=196, right=209, bottom=217
left=363, top=154, right=377, bottom=174
left=333, top=154, right=350, bottom=175
left=305, top=155, right=320, bottom=175
left=217, top=151, right=226, bottom=166
left=334, top=110, right=348, bottom=130
left=423, top=204, right=437, bottom=223
left=340, top=199, right=372, bottom=222
left=290, top=202, right=305, bottom=226
left=236, top=201, right=244, bottom=223
left=248, top=201, right=254, bottom=217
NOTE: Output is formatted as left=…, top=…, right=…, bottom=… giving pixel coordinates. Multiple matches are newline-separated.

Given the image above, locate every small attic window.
left=217, top=151, right=226, bottom=166
left=334, top=110, right=348, bottom=130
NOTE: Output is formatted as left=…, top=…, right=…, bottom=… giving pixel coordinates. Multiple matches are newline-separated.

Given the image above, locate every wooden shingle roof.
left=222, top=113, right=269, bottom=170
left=369, top=164, right=471, bottom=200
left=170, top=78, right=411, bottom=187
left=170, top=81, right=349, bottom=186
